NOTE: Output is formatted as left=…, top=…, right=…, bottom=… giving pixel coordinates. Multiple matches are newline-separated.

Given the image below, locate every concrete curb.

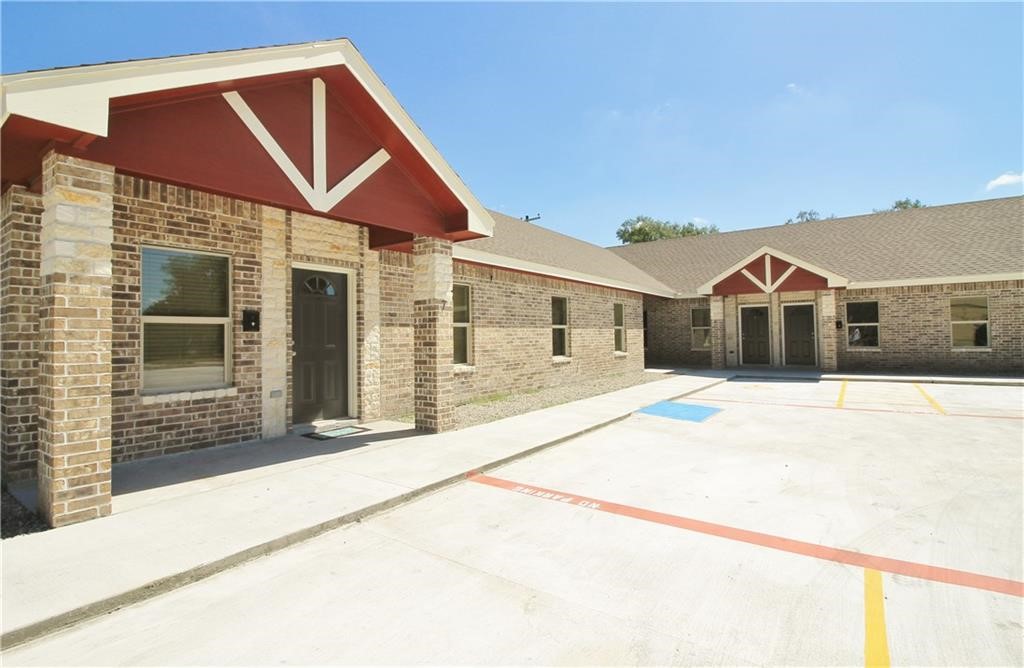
left=0, top=377, right=727, bottom=651
left=734, top=373, right=1024, bottom=387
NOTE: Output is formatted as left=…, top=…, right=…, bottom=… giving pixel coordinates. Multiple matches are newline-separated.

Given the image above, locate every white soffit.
left=454, top=246, right=677, bottom=297
left=0, top=39, right=495, bottom=238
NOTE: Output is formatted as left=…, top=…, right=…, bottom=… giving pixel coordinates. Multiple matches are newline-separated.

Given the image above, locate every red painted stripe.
left=468, top=473, right=1024, bottom=598
left=695, top=396, right=1023, bottom=420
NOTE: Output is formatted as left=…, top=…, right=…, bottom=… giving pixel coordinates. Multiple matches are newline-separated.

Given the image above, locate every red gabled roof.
left=1, top=39, right=494, bottom=247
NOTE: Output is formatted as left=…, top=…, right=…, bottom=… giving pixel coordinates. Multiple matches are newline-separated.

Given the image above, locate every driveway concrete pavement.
left=4, top=378, right=1020, bottom=665
left=0, top=371, right=725, bottom=649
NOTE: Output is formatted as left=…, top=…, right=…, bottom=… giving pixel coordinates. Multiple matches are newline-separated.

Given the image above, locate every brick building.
left=611, top=198, right=1023, bottom=375
left=1, top=40, right=1021, bottom=527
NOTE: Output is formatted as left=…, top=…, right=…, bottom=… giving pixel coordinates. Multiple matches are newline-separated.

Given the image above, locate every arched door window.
left=303, top=275, right=336, bottom=297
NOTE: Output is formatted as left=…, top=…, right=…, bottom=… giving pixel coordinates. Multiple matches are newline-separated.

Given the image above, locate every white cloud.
left=785, top=83, right=805, bottom=94
left=986, top=172, right=1024, bottom=191
left=692, top=216, right=710, bottom=225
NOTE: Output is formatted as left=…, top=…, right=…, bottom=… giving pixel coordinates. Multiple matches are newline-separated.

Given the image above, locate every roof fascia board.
left=1, top=41, right=350, bottom=136
left=337, top=43, right=493, bottom=237
left=696, top=245, right=849, bottom=295
left=453, top=246, right=676, bottom=297
left=846, top=272, right=1024, bottom=290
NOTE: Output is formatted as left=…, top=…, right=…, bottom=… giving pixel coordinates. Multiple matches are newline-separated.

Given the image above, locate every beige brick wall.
left=110, top=175, right=263, bottom=462
left=451, top=262, right=645, bottom=405
left=0, top=187, right=42, bottom=482
left=379, top=253, right=645, bottom=417
left=837, top=280, right=1024, bottom=374
left=643, top=295, right=713, bottom=366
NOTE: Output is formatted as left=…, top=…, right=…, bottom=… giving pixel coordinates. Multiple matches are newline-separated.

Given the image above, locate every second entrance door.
left=783, top=304, right=816, bottom=366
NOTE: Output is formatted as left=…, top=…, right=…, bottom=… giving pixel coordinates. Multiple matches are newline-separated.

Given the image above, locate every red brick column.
left=412, top=236, right=455, bottom=432
left=36, top=151, right=114, bottom=527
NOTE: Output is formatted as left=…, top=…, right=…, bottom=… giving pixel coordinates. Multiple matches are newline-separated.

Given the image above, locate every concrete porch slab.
left=1, top=372, right=727, bottom=650
left=647, top=366, right=1024, bottom=386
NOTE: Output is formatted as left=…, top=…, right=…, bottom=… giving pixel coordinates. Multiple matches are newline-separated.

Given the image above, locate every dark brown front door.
left=740, top=306, right=770, bottom=365
left=292, top=269, right=348, bottom=424
left=784, top=304, right=816, bottom=366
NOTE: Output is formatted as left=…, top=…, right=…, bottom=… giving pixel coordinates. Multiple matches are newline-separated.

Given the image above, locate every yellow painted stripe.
left=836, top=380, right=849, bottom=408
left=913, top=383, right=947, bottom=415
left=864, top=569, right=891, bottom=668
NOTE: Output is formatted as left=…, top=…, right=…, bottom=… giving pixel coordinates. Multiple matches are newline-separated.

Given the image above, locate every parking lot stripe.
left=913, top=383, right=947, bottom=415
left=864, top=569, right=890, bottom=667
left=469, top=474, right=1024, bottom=598
left=836, top=380, right=848, bottom=409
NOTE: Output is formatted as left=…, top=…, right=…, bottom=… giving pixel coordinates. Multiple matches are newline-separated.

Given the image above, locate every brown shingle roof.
left=608, top=196, right=1024, bottom=295
left=457, top=210, right=675, bottom=295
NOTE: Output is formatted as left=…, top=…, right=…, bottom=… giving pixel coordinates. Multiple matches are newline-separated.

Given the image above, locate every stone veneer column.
left=37, top=151, right=114, bottom=527
left=710, top=296, right=726, bottom=369
left=818, top=289, right=838, bottom=371
left=359, top=230, right=382, bottom=421
left=769, top=291, right=783, bottom=367
left=412, top=236, right=454, bottom=432
left=261, top=206, right=288, bottom=439
left=723, top=295, right=739, bottom=367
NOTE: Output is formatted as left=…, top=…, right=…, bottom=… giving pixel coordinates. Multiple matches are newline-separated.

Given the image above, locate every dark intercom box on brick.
left=243, top=309, right=261, bottom=332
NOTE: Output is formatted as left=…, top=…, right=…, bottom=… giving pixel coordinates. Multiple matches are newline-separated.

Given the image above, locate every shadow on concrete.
left=8, top=424, right=421, bottom=512
left=112, top=424, right=420, bottom=496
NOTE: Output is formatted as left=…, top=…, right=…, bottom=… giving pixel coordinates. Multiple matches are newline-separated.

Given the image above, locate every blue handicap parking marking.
left=637, top=401, right=721, bottom=423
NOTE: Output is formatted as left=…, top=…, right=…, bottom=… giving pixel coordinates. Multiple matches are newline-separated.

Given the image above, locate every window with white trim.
left=142, top=247, right=231, bottom=392
left=950, top=296, right=989, bottom=348
left=613, top=303, right=626, bottom=352
left=552, top=296, right=570, bottom=357
left=691, top=307, right=712, bottom=350
left=846, top=301, right=879, bottom=348
left=453, top=284, right=472, bottom=364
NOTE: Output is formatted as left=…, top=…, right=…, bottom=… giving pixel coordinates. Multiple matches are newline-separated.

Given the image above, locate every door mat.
left=637, top=401, right=721, bottom=423
left=303, top=426, right=369, bottom=440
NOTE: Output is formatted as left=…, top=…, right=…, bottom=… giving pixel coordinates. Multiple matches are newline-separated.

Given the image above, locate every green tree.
left=784, top=210, right=836, bottom=225
left=615, top=215, right=718, bottom=244
left=883, top=198, right=925, bottom=211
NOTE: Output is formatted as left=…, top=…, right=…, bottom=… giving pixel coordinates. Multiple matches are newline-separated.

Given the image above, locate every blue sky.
left=2, top=2, right=1021, bottom=245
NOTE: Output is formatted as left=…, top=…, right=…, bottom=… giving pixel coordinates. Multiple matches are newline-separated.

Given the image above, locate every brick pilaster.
left=818, top=289, right=838, bottom=371
left=723, top=295, right=739, bottom=367
left=261, top=206, right=288, bottom=439
left=412, top=236, right=454, bottom=432
left=769, top=291, right=782, bottom=367
left=710, top=295, right=726, bottom=369
left=359, top=230, right=382, bottom=421
left=36, top=151, right=114, bottom=527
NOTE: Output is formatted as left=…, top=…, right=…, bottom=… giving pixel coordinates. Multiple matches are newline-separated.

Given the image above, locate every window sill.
left=690, top=348, right=713, bottom=353
left=141, top=386, right=238, bottom=404
left=551, top=356, right=573, bottom=365
left=952, top=347, right=992, bottom=352
left=454, top=364, right=476, bottom=375
left=846, top=347, right=882, bottom=352
left=613, top=351, right=628, bottom=358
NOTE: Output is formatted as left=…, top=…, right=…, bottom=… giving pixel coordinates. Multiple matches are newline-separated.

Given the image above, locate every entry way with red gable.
left=696, top=247, right=851, bottom=370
